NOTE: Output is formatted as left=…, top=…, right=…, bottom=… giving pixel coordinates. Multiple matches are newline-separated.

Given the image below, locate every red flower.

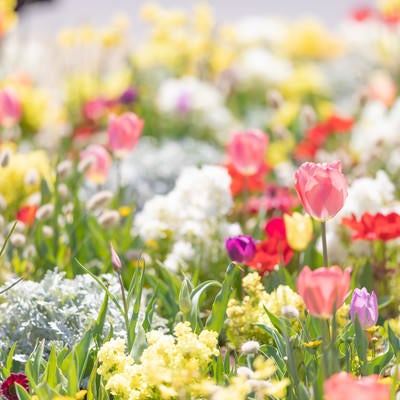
left=350, top=7, right=377, bottom=22
left=246, top=184, right=299, bottom=214
left=342, top=212, right=400, bottom=241
left=295, top=114, right=353, bottom=161
left=16, top=205, right=38, bottom=226
left=225, top=162, right=269, bottom=196
left=1, top=373, right=29, bottom=400
left=248, top=217, right=293, bottom=275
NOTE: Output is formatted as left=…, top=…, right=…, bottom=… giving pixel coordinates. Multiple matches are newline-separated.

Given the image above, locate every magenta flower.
left=350, top=287, right=378, bottom=329
left=1, top=373, right=29, bottom=400
left=225, top=235, right=256, bottom=263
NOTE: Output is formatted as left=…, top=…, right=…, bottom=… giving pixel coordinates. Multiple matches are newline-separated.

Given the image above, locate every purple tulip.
left=119, top=87, right=137, bottom=105
left=350, top=287, right=378, bottom=329
left=225, top=235, right=256, bottom=263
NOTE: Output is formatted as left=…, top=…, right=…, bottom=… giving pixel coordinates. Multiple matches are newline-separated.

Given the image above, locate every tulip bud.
left=350, top=288, right=378, bottom=329
left=294, top=161, right=348, bottom=221
left=283, top=213, right=313, bottom=251
left=227, top=129, right=269, bottom=176
left=0, top=89, right=22, bottom=127
left=79, top=145, right=111, bottom=184
left=225, top=234, right=256, bottom=263
left=324, top=372, right=390, bottom=400
left=297, top=266, right=351, bottom=319
left=108, top=112, right=144, bottom=158
left=179, top=278, right=192, bottom=314
left=110, top=243, right=122, bottom=272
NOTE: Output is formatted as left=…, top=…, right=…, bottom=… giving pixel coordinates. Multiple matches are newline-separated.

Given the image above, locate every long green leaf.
left=205, top=263, right=237, bottom=334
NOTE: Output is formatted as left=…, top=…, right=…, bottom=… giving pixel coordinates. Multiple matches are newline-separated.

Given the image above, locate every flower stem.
left=118, top=271, right=130, bottom=341
left=321, top=221, right=329, bottom=267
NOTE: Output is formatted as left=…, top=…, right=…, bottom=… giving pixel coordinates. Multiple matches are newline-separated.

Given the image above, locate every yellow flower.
left=282, top=18, right=342, bottom=60
left=302, top=339, right=322, bottom=348
left=283, top=213, right=313, bottom=251
left=0, top=0, right=18, bottom=38
left=266, top=138, right=294, bottom=167
left=279, top=64, right=327, bottom=99
left=379, top=0, right=400, bottom=14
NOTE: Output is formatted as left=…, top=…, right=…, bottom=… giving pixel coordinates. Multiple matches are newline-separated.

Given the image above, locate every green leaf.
left=75, top=258, right=124, bottom=315
left=93, top=293, right=109, bottom=347
left=189, top=280, right=221, bottom=331
left=43, top=345, right=58, bottom=388
left=205, top=263, right=237, bottom=334
left=5, top=343, right=16, bottom=374
left=388, top=324, right=400, bottom=355
left=15, top=383, right=31, bottom=400
left=354, top=316, right=368, bottom=374
left=130, top=323, right=148, bottom=363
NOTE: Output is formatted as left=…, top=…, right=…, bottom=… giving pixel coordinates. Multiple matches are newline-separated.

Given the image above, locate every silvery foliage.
left=0, top=270, right=167, bottom=362
left=118, top=138, right=222, bottom=209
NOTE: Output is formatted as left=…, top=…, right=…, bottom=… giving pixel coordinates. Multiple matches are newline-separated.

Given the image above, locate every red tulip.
left=0, top=89, right=22, bottom=127
left=80, top=144, right=112, bottom=185
left=294, top=161, right=347, bottom=221
left=296, top=265, right=351, bottom=319
left=108, top=112, right=144, bottom=158
left=324, top=372, right=390, bottom=400
left=227, top=129, right=269, bottom=176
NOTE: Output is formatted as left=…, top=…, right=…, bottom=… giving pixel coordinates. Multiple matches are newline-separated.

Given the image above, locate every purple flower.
left=350, top=287, right=378, bottom=329
left=119, top=87, right=137, bottom=105
left=225, top=235, right=256, bottom=263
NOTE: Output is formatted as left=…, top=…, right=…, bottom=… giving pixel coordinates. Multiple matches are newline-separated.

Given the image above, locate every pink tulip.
left=0, top=89, right=22, bottom=127
left=227, top=129, right=269, bottom=176
left=294, top=160, right=347, bottom=221
left=80, top=144, right=112, bottom=185
left=296, top=265, right=351, bottom=319
left=324, top=372, right=390, bottom=400
left=107, top=112, right=144, bottom=158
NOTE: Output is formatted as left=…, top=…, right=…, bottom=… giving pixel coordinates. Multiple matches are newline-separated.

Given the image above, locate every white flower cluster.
left=350, top=99, right=400, bottom=162
left=134, top=165, right=240, bottom=272
left=323, top=170, right=396, bottom=262
left=156, top=76, right=235, bottom=140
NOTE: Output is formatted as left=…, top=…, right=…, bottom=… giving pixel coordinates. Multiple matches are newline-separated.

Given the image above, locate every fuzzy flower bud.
left=98, top=210, right=120, bottom=228
left=86, top=191, right=113, bottom=212
left=36, top=203, right=54, bottom=221
left=56, top=160, right=73, bottom=180
left=241, top=340, right=260, bottom=355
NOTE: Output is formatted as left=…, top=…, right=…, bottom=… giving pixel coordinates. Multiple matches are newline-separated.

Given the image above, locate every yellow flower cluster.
left=226, top=272, right=305, bottom=347
left=98, top=322, right=219, bottom=399
left=282, top=18, right=342, bottom=60
left=211, top=357, right=288, bottom=400
left=0, top=0, right=17, bottom=38
left=0, top=145, right=52, bottom=208
left=379, top=0, right=400, bottom=14
left=134, top=3, right=235, bottom=77
left=58, top=15, right=129, bottom=48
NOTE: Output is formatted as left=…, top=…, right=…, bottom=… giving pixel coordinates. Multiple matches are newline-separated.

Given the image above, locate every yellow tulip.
left=283, top=212, right=313, bottom=251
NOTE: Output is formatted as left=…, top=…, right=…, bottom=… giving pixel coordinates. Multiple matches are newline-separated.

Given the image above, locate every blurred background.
left=17, top=0, right=375, bottom=34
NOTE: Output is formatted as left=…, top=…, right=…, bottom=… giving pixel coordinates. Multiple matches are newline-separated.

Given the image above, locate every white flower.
left=235, top=47, right=292, bottom=86
left=157, top=76, right=224, bottom=114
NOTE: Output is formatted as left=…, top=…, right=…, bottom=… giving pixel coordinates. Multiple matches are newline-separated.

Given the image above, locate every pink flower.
left=108, top=112, right=144, bottom=158
left=80, top=144, right=112, bottom=185
left=294, top=161, right=347, bottom=221
left=324, top=372, right=390, bottom=400
left=227, top=129, right=269, bottom=176
left=296, top=265, right=351, bottom=319
left=0, top=89, right=22, bottom=127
